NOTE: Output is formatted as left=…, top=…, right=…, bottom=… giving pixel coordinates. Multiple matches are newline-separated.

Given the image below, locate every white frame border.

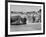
left=8, top=2, right=43, bottom=35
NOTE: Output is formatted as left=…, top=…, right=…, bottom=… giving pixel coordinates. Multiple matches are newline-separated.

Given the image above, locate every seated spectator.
left=11, top=16, right=27, bottom=25
left=21, top=17, right=27, bottom=24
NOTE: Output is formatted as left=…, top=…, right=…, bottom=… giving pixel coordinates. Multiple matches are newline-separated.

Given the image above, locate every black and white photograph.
left=10, top=5, right=41, bottom=31
left=7, top=1, right=45, bottom=35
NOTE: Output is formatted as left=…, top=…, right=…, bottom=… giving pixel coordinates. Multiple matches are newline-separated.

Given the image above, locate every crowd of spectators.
left=11, top=9, right=41, bottom=25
